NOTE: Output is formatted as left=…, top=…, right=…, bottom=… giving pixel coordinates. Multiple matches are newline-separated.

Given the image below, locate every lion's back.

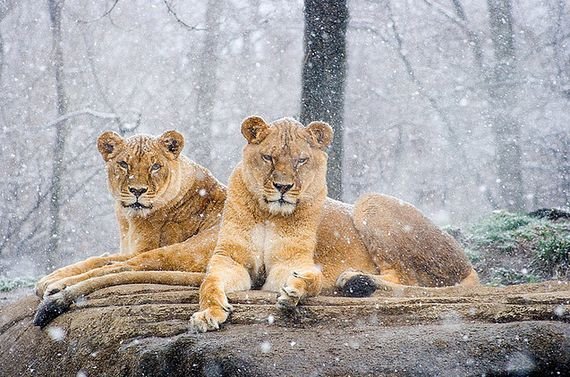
left=353, top=193, right=473, bottom=286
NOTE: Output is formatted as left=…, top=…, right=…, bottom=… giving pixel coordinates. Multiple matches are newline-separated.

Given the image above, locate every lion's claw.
left=190, top=305, right=232, bottom=333
left=276, top=285, right=301, bottom=310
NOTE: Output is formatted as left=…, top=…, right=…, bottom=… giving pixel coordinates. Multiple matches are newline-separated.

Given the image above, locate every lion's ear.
left=306, top=121, right=333, bottom=149
left=97, top=131, right=124, bottom=161
left=159, top=130, right=185, bottom=159
left=241, top=116, right=270, bottom=144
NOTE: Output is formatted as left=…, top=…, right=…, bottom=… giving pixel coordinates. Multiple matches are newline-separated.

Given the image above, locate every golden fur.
left=190, top=116, right=478, bottom=332
left=35, top=119, right=478, bottom=329
left=190, top=117, right=332, bottom=331
left=33, top=130, right=225, bottom=326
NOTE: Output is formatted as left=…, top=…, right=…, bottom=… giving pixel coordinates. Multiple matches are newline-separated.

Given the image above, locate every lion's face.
left=97, top=130, right=185, bottom=217
left=240, top=116, right=333, bottom=216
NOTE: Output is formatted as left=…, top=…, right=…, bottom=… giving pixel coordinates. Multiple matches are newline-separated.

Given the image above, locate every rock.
left=528, top=208, right=570, bottom=221
left=1, top=282, right=569, bottom=376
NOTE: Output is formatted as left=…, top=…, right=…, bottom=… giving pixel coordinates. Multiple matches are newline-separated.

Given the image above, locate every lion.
left=33, top=130, right=226, bottom=326
left=35, top=118, right=478, bottom=329
left=190, top=116, right=478, bottom=332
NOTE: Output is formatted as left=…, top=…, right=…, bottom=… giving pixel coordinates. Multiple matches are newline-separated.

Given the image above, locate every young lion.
left=33, top=130, right=226, bottom=327
left=190, top=116, right=478, bottom=332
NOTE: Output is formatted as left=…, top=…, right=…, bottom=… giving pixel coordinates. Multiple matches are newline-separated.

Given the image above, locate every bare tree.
left=46, top=0, right=69, bottom=272
left=487, top=0, right=524, bottom=211
left=552, top=0, right=570, bottom=98
left=300, top=0, right=348, bottom=200
left=190, top=0, right=222, bottom=165
left=0, top=0, right=22, bottom=95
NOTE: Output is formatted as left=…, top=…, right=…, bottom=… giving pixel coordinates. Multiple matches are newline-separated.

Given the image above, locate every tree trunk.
left=300, top=0, right=348, bottom=200
left=46, top=0, right=68, bottom=272
left=450, top=0, right=484, bottom=73
left=190, top=0, right=221, bottom=165
left=487, top=0, right=524, bottom=211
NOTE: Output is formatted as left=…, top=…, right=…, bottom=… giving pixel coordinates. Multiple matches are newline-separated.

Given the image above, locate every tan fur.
left=190, top=117, right=331, bottom=332
left=320, top=195, right=478, bottom=293
left=36, top=119, right=477, bottom=328
left=35, top=130, right=226, bottom=298
left=190, top=116, right=478, bottom=332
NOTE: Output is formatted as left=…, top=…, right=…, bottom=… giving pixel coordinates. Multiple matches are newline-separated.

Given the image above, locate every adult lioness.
left=33, top=130, right=226, bottom=326
left=190, top=116, right=478, bottom=332
left=35, top=118, right=478, bottom=328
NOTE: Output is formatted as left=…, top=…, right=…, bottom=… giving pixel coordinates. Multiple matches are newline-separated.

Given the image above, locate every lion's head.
left=97, top=130, right=185, bottom=217
left=240, top=116, right=333, bottom=216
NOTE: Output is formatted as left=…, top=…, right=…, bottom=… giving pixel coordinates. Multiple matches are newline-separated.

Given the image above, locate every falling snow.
left=0, top=0, right=568, bottom=375
left=46, top=326, right=66, bottom=342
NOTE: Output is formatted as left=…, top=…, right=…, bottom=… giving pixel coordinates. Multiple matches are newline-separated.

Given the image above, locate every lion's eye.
left=151, top=163, right=162, bottom=172
left=297, top=157, right=309, bottom=166
left=118, top=161, right=128, bottom=170
left=262, top=154, right=273, bottom=163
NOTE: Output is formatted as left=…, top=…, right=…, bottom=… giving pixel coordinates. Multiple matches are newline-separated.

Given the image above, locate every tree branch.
left=0, top=188, right=50, bottom=255
left=42, top=108, right=120, bottom=129
left=386, top=0, right=498, bottom=208
left=75, top=0, right=120, bottom=24
left=163, top=0, right=206, bottom=31
left=421, top=0, right=484, bottom=72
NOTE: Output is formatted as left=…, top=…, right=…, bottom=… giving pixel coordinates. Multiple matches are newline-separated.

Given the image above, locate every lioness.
left=33, top=130, right=226, bottom=326
left=35, top=118, right=478, bottom=328
left=190, top=116, right=478, bottom=332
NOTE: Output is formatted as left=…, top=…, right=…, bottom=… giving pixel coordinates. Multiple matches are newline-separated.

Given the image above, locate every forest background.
left=0, top=0, right=568, bottom=278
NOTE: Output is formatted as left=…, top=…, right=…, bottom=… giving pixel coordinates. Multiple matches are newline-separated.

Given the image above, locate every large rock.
left=1, top=281, right=569, bottom=376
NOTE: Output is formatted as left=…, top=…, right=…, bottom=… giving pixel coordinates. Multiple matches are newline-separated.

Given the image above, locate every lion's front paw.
left=276, top=270, right=322, bottom=310
left=190, top=304, right=232, bottom=333
left=277, top=271, right=307, bottom=309
left=276, top=285, right=302, bottom=310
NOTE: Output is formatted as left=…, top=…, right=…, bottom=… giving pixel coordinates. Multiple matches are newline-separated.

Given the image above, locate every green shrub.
left=534, top=229, right=570, bottom=276
left=466, top=210, right=570, bottom=283
left=469, top=212, right=530, bottom=253
left=0, top=277, right=36, bottom=292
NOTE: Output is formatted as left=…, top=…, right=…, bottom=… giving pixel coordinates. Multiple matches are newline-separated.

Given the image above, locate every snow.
left=0, top=0, right=568, bottom=373
left=259, top=340, right=271, bottom=353
left=46, top=326, right=66, bottom=342
left=553, top=305, right=565, bottom=317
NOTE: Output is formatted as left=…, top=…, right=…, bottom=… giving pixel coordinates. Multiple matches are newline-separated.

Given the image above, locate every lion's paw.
left=276, top=285, right=302, bottom=310
left=189, top=305, right=232, bottom=333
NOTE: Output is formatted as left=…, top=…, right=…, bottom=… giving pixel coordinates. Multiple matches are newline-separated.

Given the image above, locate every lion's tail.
left=34, top=271, right=204, bottom=327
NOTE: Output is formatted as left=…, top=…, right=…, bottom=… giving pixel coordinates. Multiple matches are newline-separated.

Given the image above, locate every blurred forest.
left=0, top=0, right=568, bottom=278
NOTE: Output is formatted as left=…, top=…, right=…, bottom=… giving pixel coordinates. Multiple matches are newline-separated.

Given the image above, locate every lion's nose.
left=129, top=187, right=148, bottom=198
left=273, top=183, right=293, bottom=194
